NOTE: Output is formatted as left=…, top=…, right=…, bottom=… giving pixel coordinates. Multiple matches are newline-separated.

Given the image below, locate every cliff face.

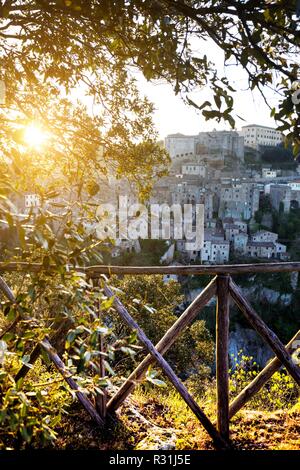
left=187, top=285, right=293, bottom=307
left=240, top=285, right=292, bottom=307
left=183, top=272, right=299, bottom=368
left=229, top=325, right=273, bottom=367
left=229, top=272, right=299, bottom=366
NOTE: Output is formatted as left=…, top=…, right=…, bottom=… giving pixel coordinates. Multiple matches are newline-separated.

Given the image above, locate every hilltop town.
left=12, top=124, right=300, bottom=267
left=150, top=125, right=295, bottom=265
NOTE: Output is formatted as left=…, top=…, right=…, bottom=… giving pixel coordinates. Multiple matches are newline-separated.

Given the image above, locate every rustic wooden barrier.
left=216, top=275, right=230, bottom=440
left=0, top=262, right=300, bottom=450
left=229, top=279, right=300, bottom=385
left=229, top=328, right=300, bottom=419
left=2, top=260, right=300, bottom=275
left=92, top=278, right=107, bottom=419
left=106, top=277, right=217, bottom=413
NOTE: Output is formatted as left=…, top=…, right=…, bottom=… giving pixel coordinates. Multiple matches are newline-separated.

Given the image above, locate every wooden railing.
left=0, top=261, right=300, bottom=450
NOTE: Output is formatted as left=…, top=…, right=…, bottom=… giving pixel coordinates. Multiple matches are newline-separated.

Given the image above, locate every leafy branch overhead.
left=0, top=0, right=299, bottom=147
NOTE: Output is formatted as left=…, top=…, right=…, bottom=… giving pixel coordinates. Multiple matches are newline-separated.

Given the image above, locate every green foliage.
left=0, top=1, right=298, bottom=143
left=110, top=275, right=215, bottom=377
left=230, top=353, right=299, bottom=411
left=113, top=240, right=168, bottom=266
left=0, top=271, right=142, bottom=448
left=0, top=356, right=59, bottom=449
left=185, top=365, right=212, bottom=397
left=272, top=207, right=300, bottom=243
left=186, top=274, right=214, bottom=290
left=0, top=1, right=299, bottom=450
left=254, top=210, right=263, bottom=225
left=261, top=144, right=296, bottom=168
left=259, top=194, right=273, bottom=213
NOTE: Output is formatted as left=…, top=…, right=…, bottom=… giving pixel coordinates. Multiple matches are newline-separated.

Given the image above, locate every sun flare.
left=23, top=123, right=48, bottom=149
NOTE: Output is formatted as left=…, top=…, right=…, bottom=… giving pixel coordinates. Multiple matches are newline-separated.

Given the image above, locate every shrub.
left=0, top=354, right=58, bottom=449
left=229, top=352, right=299, bottom=411
left=0, top=273, right=140, bottom=448
left=110, top=275, right=215, bottom=377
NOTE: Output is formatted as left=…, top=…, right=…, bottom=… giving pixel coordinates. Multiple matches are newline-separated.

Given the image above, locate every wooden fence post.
left=216, top=274, right=230, bottom=441
left=91, top=278, right=107, bottom=420
left=96, top=332, right=107, bottom=419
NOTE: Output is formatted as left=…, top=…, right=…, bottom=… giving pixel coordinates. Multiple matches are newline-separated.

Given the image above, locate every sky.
left=133, top=37, right=281, bottom=139
left=138, top=76, right=279, bottom=139
left=73, top=37, right=282, bottom=140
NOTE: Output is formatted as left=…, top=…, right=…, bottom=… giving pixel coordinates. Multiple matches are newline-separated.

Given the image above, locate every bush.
left=229, top=353, right=299, bottom=411
left=0, top=272, right=141, bottom=448
left=109, top=275, right=215, bottom=378
left=185, top=365, right=212, bottom=397
left=0, top=354, right=59, bottom=449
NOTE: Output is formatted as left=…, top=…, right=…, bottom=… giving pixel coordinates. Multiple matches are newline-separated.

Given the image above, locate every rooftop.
left=252, top=230, right=277, bottom=236
left=224, top=224, right=240, bottom=230
left=241, top=124, right=280, bottom=131
left=247, top=242, right=275, bottom=248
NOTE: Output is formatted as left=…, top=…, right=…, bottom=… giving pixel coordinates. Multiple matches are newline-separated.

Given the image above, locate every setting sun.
left=23, top=123, right=48, bottom=149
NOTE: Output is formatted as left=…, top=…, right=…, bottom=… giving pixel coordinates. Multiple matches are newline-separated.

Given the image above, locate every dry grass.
left=49, top=388, right=300, bottom=450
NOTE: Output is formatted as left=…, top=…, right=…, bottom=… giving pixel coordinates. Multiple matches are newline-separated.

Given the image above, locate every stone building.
left=165, top=130, right=244, bottom=162
left=240, top=124, right=283, bottom=149
left=251, top=230, right=278, bottom=243
left=245, top=241, right=286, bottom=259
left=218, top=181, right=260, bottom=220
left=233, top=232, right=249, bottom=253
left=269, top=184, right=291, bottom=213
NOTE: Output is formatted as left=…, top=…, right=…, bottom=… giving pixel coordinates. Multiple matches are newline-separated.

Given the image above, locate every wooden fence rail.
left=2, top=261, right=300, bottom=275
left=0, top=262, right=299, bottom=450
